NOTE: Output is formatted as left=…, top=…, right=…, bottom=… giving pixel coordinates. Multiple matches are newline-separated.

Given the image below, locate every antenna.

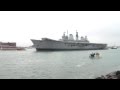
left=67, top=30, right=68, bottom=36
left=76, top=30, right=78, bottom=40
left=63, top=32, right=65, bottom=35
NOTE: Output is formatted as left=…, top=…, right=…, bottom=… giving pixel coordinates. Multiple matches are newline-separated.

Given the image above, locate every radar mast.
left=76, top=30, right=79, bottom=40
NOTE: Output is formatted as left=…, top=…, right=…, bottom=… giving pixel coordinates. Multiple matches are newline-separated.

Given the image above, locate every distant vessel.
left=31, top=31, right=107, bottom=51
left=111, top=46, right=117, bottom=49
left=0, top=42, right=25, bottom=50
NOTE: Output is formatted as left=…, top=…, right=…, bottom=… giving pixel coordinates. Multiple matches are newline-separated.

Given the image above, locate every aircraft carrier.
left=31, top=31, right=107, bottom=51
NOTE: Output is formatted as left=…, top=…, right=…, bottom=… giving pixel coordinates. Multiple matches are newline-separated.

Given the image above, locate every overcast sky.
left=0, top=11, right=120, bottom=46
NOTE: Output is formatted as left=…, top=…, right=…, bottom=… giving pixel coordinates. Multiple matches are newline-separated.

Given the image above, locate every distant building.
left=0, top=42, right=25, bottom=50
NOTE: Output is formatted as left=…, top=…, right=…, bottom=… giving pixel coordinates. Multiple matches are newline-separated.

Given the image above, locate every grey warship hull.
left=31, top=39, right=107, bottom=51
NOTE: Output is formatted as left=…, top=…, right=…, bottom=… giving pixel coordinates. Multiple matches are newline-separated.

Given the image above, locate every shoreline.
left=95, top=71, right=120, bottom=79
left=0, top=47, right=25, bottom=51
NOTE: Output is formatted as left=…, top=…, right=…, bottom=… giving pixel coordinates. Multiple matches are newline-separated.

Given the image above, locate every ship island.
left=31, top=31, right=107, bottom=51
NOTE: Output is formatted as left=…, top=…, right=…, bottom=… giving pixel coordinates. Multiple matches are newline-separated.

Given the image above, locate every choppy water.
left=0, top=48, right=120, bottom=79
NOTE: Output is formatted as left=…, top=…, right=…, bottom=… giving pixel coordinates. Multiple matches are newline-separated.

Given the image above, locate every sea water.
left=0, top=48, right=120, bottom=79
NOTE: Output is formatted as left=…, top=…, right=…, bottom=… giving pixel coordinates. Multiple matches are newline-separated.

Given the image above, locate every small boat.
left=111, top=46, right=117, bottom=49
left=89, top=52, right=101, bottom=59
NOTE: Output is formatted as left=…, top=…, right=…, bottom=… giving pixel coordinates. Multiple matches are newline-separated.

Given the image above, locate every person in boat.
left=90, top=53, right=95, bottom=58
left=96, top=52, right=100, bottom=58
left=96, top=52, right=99, bottom=56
